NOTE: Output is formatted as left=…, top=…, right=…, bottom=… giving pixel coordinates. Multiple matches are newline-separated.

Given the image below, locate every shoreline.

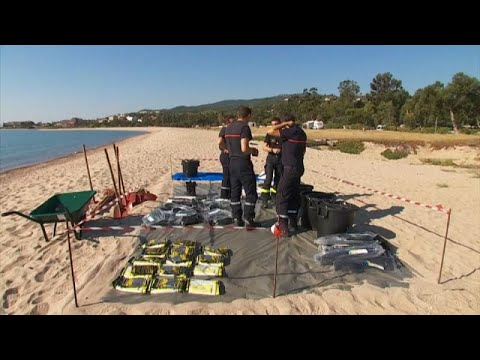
left=0, top=127, right=156, bottom=132
left=36, top=127, right=156, bottom=132
left=0, top=129, right=153, bottom=177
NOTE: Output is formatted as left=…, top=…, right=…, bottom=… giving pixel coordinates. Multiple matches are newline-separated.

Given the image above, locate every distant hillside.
left=139, top=94, right=294, bottom=114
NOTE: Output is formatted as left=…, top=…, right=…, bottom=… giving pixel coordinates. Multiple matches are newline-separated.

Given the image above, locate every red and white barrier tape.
left=74, top=224, right=269, bottom=232
left=310, top=170, right=450, bottom=214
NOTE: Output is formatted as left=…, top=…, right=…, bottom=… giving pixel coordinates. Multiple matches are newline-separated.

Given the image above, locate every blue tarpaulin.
left=172, top=172, right=224, bottom=181
left=172, top=172, right=265, bottom=182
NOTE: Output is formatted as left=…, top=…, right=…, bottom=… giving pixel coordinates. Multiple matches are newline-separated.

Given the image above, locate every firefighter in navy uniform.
left=224, top=106, right=260, bottom=227
left=267, top=113, right=307, bottom=236
left=260, top=117, right=283, bottom=209
left=218, top=116, right=235, bottom=199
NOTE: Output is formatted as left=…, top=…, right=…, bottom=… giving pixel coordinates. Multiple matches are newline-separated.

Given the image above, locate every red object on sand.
left=126, top=191, right=158, bottom=207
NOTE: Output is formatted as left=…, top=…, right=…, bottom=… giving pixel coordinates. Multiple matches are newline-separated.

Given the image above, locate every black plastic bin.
left=308, top=200, right=358, bottom=237
left=299, top=184, right=314, bottom=193
left=301, top=191, right=336, bottom=229
left=182, top=159, right=200, bottom=177
left=297, top=185, right=314, bottom=228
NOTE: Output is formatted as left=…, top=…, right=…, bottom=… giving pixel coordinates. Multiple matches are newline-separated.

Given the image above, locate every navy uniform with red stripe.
left=261, top=133, right=283, bottom=206
left=218, top=126, right=231, bottom=199
left=275, top=124, right=307, bottom=232
left=224, top=120, right=258, bottom=223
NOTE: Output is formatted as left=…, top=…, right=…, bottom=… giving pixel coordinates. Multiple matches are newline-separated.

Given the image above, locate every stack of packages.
left=199, top=198, right=233, bottom=226
left=112, top=238, right=231, bottom=296
left=142, top=197, right=233, bottom=227
left=313, top=232, right=399, bottom=272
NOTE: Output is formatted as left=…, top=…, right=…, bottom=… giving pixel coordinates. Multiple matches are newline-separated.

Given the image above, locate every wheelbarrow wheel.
left=73, top=222, right=82, bottom=240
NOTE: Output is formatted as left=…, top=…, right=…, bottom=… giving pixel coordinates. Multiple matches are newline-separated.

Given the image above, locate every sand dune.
left=1, top=127, right=479, bottom=314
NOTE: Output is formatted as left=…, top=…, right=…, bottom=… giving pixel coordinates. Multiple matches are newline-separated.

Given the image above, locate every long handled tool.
left=115, top=145, right=126, bottom=195
left=83, top=144, right=94, bottom=191
left=112, top=144, right=122, bottom=198
left=83, top=144, right=96, bottom=203
left=104, top=148, right=125, bottom=217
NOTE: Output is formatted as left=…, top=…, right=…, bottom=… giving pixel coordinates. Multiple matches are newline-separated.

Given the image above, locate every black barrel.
left=186, top=181, right=197, bottom=196
left=182, top=159, right=200, bottom=177
left=309, top=200, right=358, bottom=237
left=301, top=191, right=336, bottom=229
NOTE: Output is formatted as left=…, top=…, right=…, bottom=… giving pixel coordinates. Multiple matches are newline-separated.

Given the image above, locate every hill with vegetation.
left=75, top=72, right=479, bottom=134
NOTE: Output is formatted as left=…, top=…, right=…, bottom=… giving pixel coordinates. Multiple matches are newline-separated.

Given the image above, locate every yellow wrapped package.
left=196, top=254, right=224, bottom=268
left=142, top=238, right=170, bottom=249
left=142, top=246, right=169, bottom=259
left=166, top=246, right=195, bottom=267
left=171, top=240, right=196, bottom=248
left=149, top=276, right=187, bottom=294
left=113, top=277, right=150, bottom=294
left=193, top=264, right=224, bottom=277
left=122, top=263, right=154, bottom=279
left=203, top=246, right=232, bottom=259
left=157, top=265, right=190, bottom=278
left=131, top=256, right=164, bottom=275
left=187, top=279, right=221, bottom=296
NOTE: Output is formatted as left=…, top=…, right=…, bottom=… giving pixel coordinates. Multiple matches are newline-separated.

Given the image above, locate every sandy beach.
left=1, top=127, right=479, bottom=315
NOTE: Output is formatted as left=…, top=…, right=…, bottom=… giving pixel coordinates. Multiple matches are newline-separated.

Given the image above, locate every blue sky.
left=1, top=45, right=479, bottom=123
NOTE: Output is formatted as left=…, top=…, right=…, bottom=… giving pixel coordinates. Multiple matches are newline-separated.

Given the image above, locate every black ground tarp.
left=102, top=205, right=411, bottom=305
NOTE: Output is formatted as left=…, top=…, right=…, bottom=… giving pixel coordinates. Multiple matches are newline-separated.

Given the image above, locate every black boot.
left=220, top=189, right=230, bottom=199
left=260, top=192, right=271, bottom=209
left=235, top=217, right=245, bottom=227
left=288, top=216, right=299, bottom=234
left=261, top=198, right=269, bottom=209
left=244, top=217, right=261, bottom=228
left=270, top=192, right=276, bottom=205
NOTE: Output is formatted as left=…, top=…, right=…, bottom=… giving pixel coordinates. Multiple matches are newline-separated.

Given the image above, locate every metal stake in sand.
left=273, top=234, right=280, bottom=298
left=437, top=209, right=452, bottom=284
left=66, top=222, right=79, bottom=308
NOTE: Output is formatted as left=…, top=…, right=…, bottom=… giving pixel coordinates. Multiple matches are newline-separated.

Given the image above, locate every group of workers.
left=218, top=106, right=307, bottom=237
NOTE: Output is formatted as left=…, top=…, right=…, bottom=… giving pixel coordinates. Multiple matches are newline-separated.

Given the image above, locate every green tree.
left=362, top=102, right=376, bottom=128
left=442, top=72, right=480, bottom=133
left=338, top=80, right=361, bottom=102
left=337, top=80, right=362, bottom=122
left=413, top=81, right=445, bottom=127
left=373, top=101, right=396, bottom=127
left=401, top=81, right=446, bottom=128
left=368, top=72, right=409, bottom=125
left=400, top=98, right=416, bottom=128
left=369, top=73, right=403, bottom=104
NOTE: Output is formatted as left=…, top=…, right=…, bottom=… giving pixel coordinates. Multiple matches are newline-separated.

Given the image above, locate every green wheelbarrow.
left=1, top=190, right=96, bottom=242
